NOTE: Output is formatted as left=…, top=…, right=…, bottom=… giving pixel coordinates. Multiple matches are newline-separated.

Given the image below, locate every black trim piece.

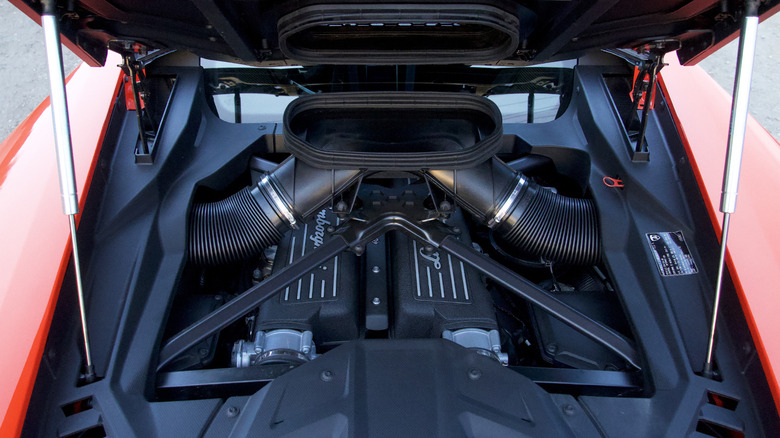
left=511, top=366, right=643, bottom=396
left=156, top=364, right=297, bottom=400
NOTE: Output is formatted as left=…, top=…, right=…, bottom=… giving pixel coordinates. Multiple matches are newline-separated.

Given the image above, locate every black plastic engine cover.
left=254, top=208, right=359, bottom=346
left=389, top=210, right=498, bottom=338
left=206, top=340, right=585, bottom=437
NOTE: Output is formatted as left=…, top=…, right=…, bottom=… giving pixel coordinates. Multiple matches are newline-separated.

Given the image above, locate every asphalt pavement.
left=1, top=3, right=779, bottom=142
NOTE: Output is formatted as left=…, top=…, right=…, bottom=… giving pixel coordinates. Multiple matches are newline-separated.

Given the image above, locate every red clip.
left=603, top=176, right=624, bottom=188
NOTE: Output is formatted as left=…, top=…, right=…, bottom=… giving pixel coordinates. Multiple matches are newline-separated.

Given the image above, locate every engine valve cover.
left=254, top=208, right=360, bottom=346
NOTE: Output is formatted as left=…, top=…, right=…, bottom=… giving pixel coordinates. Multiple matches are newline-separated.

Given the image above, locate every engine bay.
left=22, top=58, right=779, bottom=437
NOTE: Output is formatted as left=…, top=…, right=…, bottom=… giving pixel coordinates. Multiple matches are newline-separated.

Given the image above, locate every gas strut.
left=702, top=0, right=760, bottom=378
left=41, top=0, right=96, bottom=382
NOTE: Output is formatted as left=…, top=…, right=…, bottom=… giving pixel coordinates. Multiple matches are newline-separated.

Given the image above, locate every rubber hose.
left=428, top=158, right=600, bottom=266
left=495, top=182, right=600, bottom=266
left=189, top=158, right=360, bottom=265
left=189, top=186, right=284, bottom=266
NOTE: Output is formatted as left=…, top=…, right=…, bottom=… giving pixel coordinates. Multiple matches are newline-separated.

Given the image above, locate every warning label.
left=646, top=231, right=698, bottom=277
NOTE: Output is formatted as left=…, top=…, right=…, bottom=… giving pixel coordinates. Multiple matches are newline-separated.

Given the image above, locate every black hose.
left=428, top=158, right=600, bottom=266
left=189, top=158, right=360, bottom=265
left=189, top=187, right=283, bottom=266
left=495, top=183, right=600, bottom=266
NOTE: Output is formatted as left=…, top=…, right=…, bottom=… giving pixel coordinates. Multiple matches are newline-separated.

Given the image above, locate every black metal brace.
left=157, top=209, right=641, bottom=371
left=604, top=46, right=676, bottom=162
left=120, top=53, right=158, bottom=164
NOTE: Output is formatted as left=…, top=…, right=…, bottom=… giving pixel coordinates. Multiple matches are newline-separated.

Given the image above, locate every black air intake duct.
left=427, top=158, right=600, bottom=266
left=189, top=158, right=360, bottom=265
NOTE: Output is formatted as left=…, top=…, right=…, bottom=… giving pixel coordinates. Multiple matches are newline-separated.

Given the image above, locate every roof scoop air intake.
left=277, top=3, right=520, bottom=65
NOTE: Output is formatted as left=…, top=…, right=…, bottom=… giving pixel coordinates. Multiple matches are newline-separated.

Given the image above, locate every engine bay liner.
left=21, top=59, right=779, bottom=437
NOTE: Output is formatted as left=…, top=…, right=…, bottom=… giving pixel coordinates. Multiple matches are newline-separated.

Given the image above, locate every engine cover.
left=254, top=208, right=360, bottom=346
left=389, top=210, right=498, bottom=338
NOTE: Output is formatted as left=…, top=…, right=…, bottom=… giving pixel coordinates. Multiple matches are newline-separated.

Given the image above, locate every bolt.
left=546, top=343, right=558, bottom=355
left=452, top=227, right=461, bottom=234
left=439, top=201, right=452, bottom=212
left=423, top=244, right=435, bottom=256
left=468, top=368, right=482, bottom=380
left=321, top=265, right=328, bottom=271
left=199, top=348, right=209, bottom=357
left=562, top=404, right=576, bottom=416
left=226, top=406, right=239, bottom=418
left=372, top=238, right=380, bottom=245
left=326, top=226, right=335, bottom=233
left=353, top=244, right=365, bottom=255
left=372, top=266, right=380, bottom=274
left=252, top=269, right=262, bottom=279
left=335, top=200, right=348, bottom=212
left=372, top=297, right=381, bottom=305
left=320, top=370, right=334, bottom=382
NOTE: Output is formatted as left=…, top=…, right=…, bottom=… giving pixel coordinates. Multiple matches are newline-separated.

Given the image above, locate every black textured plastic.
left=389, top=210, right=498, bottom=338
left=283, top=92, right=503, bottom=170
left=189, top=186, right=283, bottom=265
left=254, top=208, right=360, bottom=345
left=277, top=3, right=520, bottom=65
left=498, top=182, right=600, bottom=265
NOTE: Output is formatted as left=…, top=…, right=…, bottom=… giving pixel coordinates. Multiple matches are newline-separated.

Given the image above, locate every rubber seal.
left=283, top=92, right=504, bottom=170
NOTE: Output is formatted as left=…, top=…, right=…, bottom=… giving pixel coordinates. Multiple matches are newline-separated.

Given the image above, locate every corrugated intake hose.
left=189, top=157, right=361, bottom=265
left=427, top=157, right=600, bottom=266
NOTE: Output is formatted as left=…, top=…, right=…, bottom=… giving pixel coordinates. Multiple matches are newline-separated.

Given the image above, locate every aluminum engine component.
left=443, top=328, right=508, bottom=365
left=232, top=329, right=317, bottom=368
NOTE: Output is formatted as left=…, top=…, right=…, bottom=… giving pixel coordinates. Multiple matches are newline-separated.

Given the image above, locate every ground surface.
left=1, top=3, right=779, bottom=142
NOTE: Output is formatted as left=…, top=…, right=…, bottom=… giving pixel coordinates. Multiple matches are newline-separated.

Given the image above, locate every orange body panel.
left=659, top=54, right=780, bottom=412
left=0, top=53, right=123, bottom=437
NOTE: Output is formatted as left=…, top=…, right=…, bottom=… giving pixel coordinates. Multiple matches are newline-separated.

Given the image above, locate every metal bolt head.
left=546, top=343, right=558, bottom=355
left=372, top=297, right=381, bottom=305
left=226, top=406, right=239, bottom=418
left=320, top=370, right=334, bottom=382
left=562, top=404, right=576, bottom=416
left=326, top=226, right=335, bottom=233
left=252, top=269, right=262, bottom=279
left=199, top=348, right=209, bottom=357
left=372, top=265, right=380, bottom=274
left=468, top=368, right=482, bottom=380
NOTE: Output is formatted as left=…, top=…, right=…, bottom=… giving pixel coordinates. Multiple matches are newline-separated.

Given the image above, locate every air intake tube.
left=189, top=158, right=361, bottom=265
left=427, top=158, right=600, bottom=266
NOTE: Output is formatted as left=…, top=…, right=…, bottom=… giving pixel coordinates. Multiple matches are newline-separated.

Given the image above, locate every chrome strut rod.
left=703, top=0, right=760, bottom=378
left=41, top=0, right=95, bottom=382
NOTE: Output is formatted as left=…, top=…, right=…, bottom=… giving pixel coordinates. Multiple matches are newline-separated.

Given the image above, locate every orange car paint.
left=0, top=52, right=123, bottom=437
left=659, top=53, right=780, bottom=412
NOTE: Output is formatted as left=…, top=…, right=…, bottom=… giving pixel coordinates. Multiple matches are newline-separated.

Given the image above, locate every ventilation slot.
left=707, top=391, right=740, bottom=411
left=61, top=396, right=93, bottom=417
left=693, top=392, right=744, bottom=437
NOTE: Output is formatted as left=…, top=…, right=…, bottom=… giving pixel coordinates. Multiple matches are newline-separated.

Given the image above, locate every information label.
left=646, top=231, right=698, bottom=277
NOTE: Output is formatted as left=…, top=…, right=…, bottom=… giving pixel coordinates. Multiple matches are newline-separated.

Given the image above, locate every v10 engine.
left=232, top=197, right=508, bottom=368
